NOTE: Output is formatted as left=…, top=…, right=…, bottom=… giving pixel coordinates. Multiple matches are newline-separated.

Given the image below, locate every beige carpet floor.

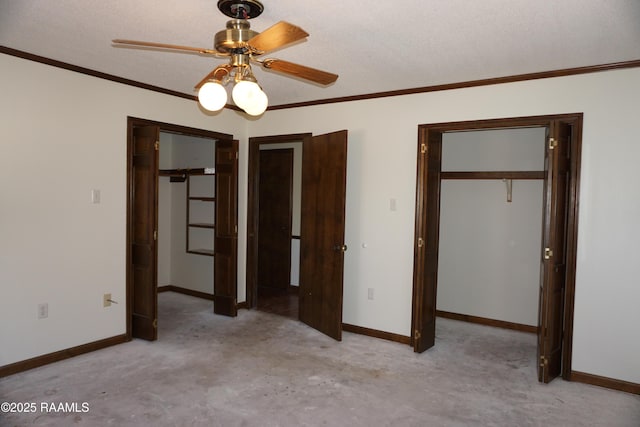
left=1, top=292, right=638, bottom=426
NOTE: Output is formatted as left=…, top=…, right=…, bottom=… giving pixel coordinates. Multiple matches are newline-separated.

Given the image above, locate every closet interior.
left=437, top=127, right=546, bottom=329
left=157, top=132, right=217, bottom=298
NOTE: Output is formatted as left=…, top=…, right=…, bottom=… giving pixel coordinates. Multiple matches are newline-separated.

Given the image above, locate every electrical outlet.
left=367, top=288, right=374, bottom=300
left=38, top=303, right=48, bottom=319
left=103, top=293, right=111, bottom=307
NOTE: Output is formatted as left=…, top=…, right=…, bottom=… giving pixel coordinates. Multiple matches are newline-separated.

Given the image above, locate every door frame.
left=410, top=113, right=582, bottom=379
left=125, top=116, right=234, bottom=340
left=246, top=133, right=311, bottom=309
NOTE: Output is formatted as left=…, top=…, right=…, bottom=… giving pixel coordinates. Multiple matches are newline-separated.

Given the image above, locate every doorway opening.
left=411, top=114, right=582, bottom=384
left=257, top=143, right=302, bottom=319
left=157, top=131, right=217, bottom=300
left=246, top=131, right=349, bottom=340
left=436, top=126, right=545, bottom=334
left=126, top=117, right=238, bottom=341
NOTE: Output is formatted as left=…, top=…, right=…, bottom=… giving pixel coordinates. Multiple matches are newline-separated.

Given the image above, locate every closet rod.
left=440, top=171, right=544, bottom=180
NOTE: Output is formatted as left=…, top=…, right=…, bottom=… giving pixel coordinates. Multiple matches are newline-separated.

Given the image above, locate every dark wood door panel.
left=215, top=171, right=234, bottom=234
left=214, top=139, right=238, bottom=317
left=258, top=149, right=294, bottom=290
left=300, top=130, right=347, bottom=341
left=130, top=124, right=159, bottom=341
left=538, top=121, right=571, bottom=383
left=413, top=129, right=442, bottom=353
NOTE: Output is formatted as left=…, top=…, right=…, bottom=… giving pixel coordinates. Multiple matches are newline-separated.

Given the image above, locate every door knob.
left=333, top=244, right=348, bottom=252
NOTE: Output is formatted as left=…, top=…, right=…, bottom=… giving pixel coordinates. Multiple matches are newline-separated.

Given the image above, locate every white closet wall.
left=437, top=128, right=545, bottom=326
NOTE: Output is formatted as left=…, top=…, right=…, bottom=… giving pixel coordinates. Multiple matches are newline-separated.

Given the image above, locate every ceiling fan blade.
left=112, top=39, right=218, bottom=55
left=248, top=21, right=309, bottom=53
left=261, top=59, right=338, bottom=85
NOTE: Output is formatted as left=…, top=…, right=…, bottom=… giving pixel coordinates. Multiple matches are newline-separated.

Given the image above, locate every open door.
left=299, top=130, right=348, bottom=340
left=537, top=122, right=571, bottom=383
left=412, top=128, right=442, bottom=352
left=214, top=139, right=239, bottom=316
left=130, top=124, right=159, bottom=340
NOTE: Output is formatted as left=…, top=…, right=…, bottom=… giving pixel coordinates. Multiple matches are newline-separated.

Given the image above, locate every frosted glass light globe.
left=243, top=89, right=268, bottom=116
left=198, top=81, right=227, bottom=111
left=232, top=80, right=261, bottom=110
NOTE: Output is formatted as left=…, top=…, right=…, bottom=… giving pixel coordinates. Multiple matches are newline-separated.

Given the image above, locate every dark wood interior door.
left=538, top=122, right=571, bottom=383
left=131, top=125, right=159, bottom=340
left=299, top=130, right=348, bottom=341
left=258, top=149, right=294, bottom=290
left=214, top=139, right=239, bottom=316
left=412, top=129, right=443, bottom=352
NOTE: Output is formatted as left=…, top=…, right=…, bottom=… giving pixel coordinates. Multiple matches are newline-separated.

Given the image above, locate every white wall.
left=246, top=67, right=640, bottom=384
left=437, top=128, right=545, bottom=326
left=0, top=54, right=246, bottom=366
left=2, top=52, right=639, bottom=386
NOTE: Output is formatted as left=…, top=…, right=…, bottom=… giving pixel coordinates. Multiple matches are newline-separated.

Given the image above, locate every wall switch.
left=367, top=288, right=374, bottom=300
left=390, top=198, right=397, bottom=211
left=91, top=189, right=101, bottom=204
left=103, top=293, right=111, bottom=307
left=38, top=303, right=48, bottom=319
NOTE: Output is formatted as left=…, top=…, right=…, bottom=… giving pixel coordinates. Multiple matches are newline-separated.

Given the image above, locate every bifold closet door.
left=214, top=139, right=239, bottom=317
left=130, top=124, right=159, bottom=341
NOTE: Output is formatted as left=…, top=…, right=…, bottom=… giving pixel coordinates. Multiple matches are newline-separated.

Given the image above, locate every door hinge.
left=420, top=143, right=427, bottom=155
left=153, top=230, right=158, bottom=241
left=539, top=355, right=548, bottom=368
left=154, top=141, right=159, bottom=151
left=414, top=329, right=422, bottom=340
left=234, top=225, right=238, bottom=234
left=235, top=151, right=239, bottom=160
left=417, top=237, right=424, bottom=248
left=544, top=247, right=553, bottom=260
left=548, top=137, right=557, bottom=150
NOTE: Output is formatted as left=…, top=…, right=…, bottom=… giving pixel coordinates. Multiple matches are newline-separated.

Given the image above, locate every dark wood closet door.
left=131, top=125, right=159, bottom=340
left=537, top=122, right=571, bottom=383
left=412, top=129, right=442, bottom=352
left=214, top=139, right=239, bottom=316
left=299, top=130, right=348, bottom=341
left=258, top=149, right=294, bottom=290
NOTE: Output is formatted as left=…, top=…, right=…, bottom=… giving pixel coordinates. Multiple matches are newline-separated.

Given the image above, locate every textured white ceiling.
left=2, top=0, right=640, bottom=107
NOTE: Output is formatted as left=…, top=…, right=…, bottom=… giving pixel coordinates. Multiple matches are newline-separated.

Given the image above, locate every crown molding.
left=3, top=46, right=640, bottom=112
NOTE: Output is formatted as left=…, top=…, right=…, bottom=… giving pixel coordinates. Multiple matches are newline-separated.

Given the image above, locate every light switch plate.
left=91, top=189, right=101, bottom=204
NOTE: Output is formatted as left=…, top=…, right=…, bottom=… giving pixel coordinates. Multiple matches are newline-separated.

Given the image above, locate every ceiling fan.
left=112, top=0, right=338, bottom=115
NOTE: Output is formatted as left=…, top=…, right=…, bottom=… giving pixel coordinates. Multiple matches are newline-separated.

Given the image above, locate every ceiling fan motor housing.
left=217, top=0, right=264, bottom=19
left=214, top=19, right=259, bottom=54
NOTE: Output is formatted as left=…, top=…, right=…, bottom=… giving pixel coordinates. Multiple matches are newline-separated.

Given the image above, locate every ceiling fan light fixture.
left=198, top=80, right=228, bottom=112
left=242, top=88, right=268, bottom=116
left=113, top=4, right=336, bottom=118
left=232, top=79, right=266, bottom=112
